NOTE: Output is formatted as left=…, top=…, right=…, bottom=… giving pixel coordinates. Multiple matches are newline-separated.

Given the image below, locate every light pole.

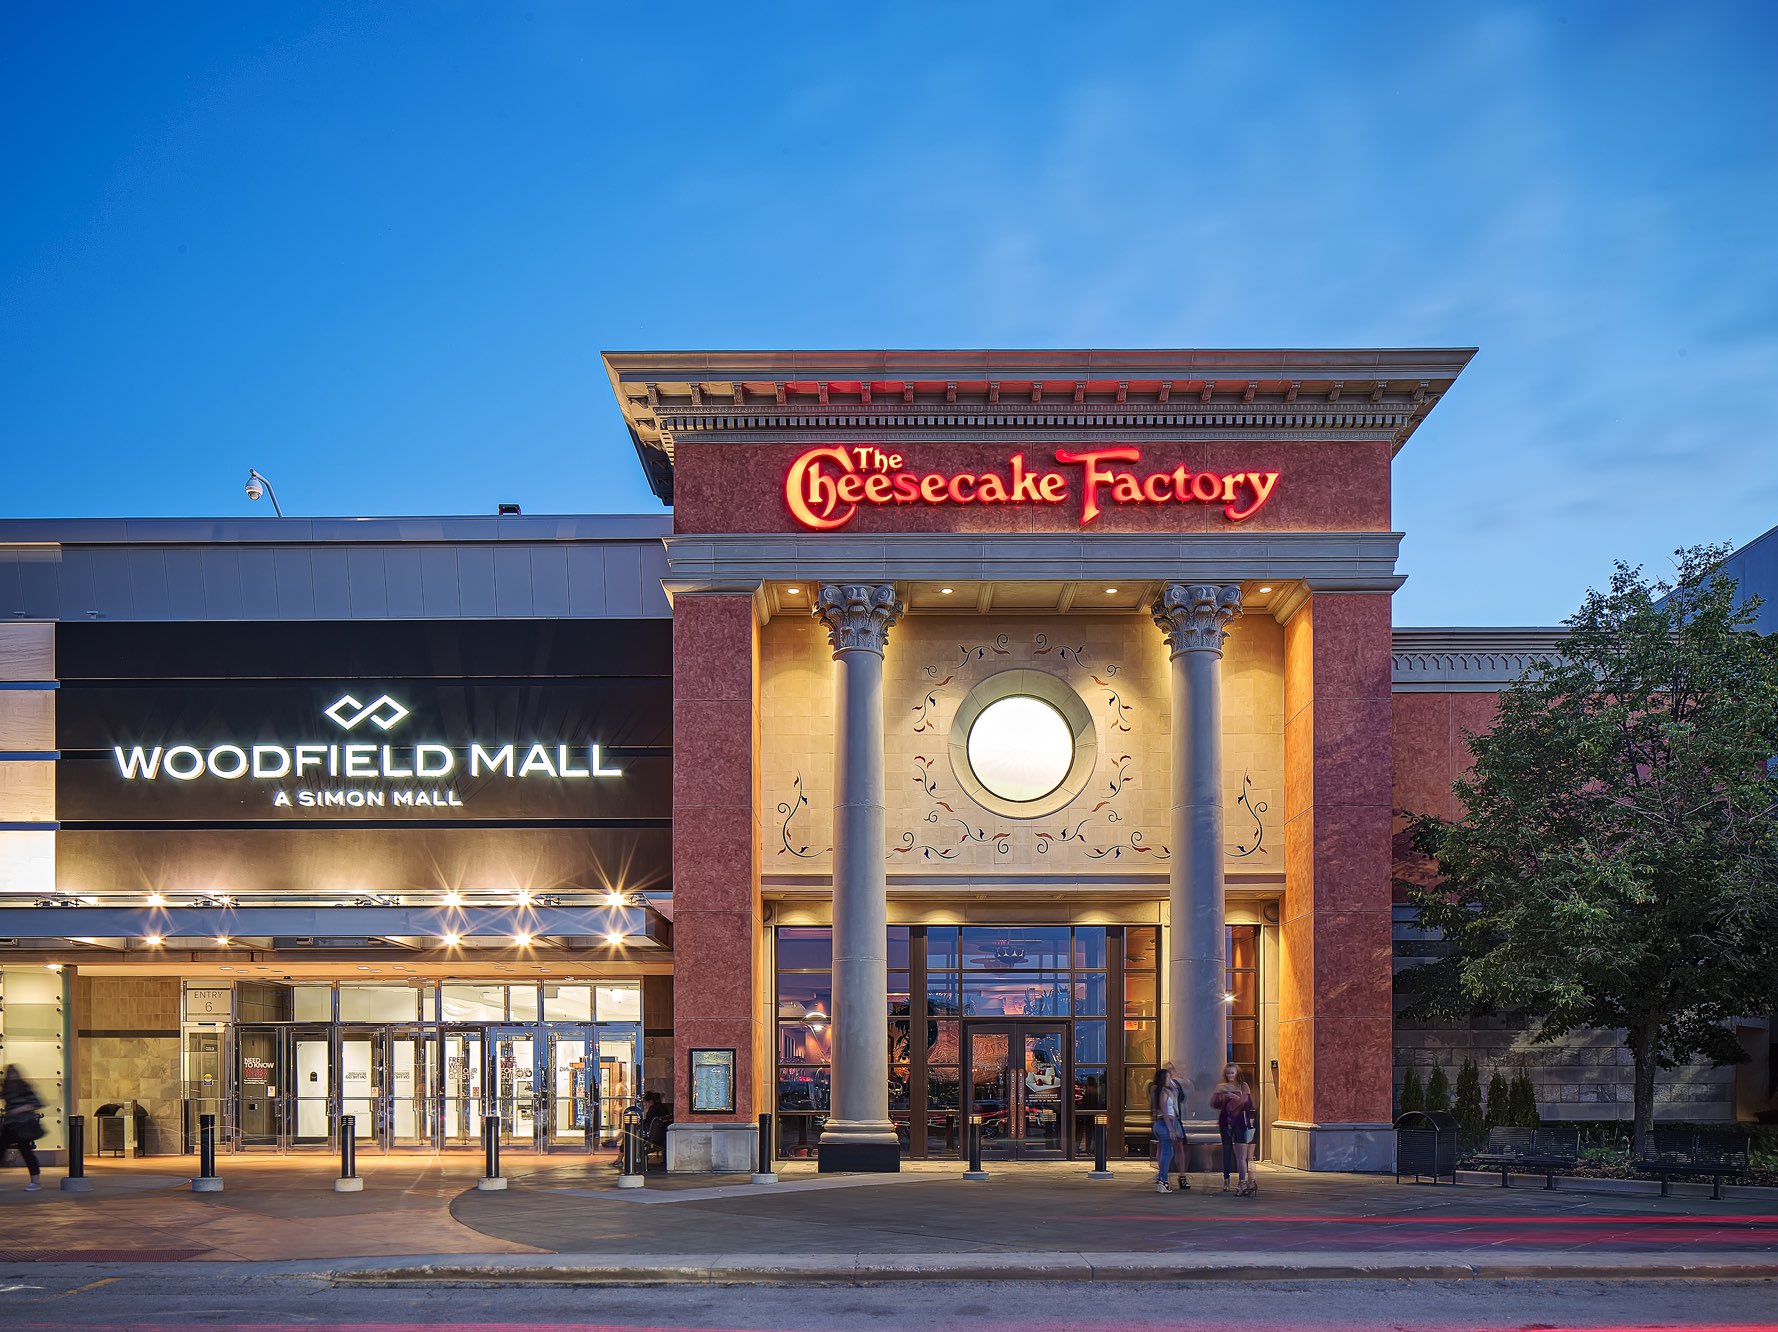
left=244, top=469, right=284, bottom=516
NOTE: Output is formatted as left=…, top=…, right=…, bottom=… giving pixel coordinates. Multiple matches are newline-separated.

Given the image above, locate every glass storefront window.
left=961, top=974, right=1069, bottom=1018
left=508, top=985, right=541, bottom=1022
left=1123, top=972, right=1157, bottom=1018
left=777, top=973, right=832, bottom=1024
left=1123, top=1018, right=1157, bottom=1065
left=1124, top=926, right=1157, bottom=971
left=888, top=971, right=911, bottom=1017
left=961, top=926, right=1069, bottom=970
left=777, top=927, right=833, bottom=971
left=1073, top=974, right=1108, bottom=1017
left=778, top=1022, right=831, bottom=1065
left=926, top=927, right=961, bottom=971
left=442, top=985, right=507, bottom=1023
left=1072, top=927, right=1108, bottom=969
left=1074, top=1019, right=1107, bottom=1065
left=926, top=1019, right=959, bottom=1065
left=926, top=973, right=961, bottom=1015
left=338, top=985, right=417, bottom=1023
left=885, top=927, right=910, bottom=971
left=542, top=985, right=592, bottom=1022
left=594, top=985, right=640, bottom=1023
left=293, top=986, right=333, bottom=1022
left=888, top=1020, right=913, bottom=1066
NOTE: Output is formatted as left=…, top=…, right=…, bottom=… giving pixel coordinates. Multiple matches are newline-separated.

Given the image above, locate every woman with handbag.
left=1211, top=1063, right=1259, bottom=1197
left=2, top=1064, right=45, bottom=1191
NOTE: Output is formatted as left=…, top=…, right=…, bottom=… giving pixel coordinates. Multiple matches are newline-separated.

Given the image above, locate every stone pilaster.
left=814, top=583, right=903, bottom=1172
left=1152, top=583, right=1242, bottom=1121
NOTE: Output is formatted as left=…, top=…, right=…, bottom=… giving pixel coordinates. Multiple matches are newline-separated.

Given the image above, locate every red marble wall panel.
left=672, top=595, right=763, bottom=1121
left=673, top=438, right=1395, bottom=535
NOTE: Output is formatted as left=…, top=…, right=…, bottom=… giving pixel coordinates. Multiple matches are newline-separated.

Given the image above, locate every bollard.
left=751, top=1111, right=777, bottom=1185
left=963, top=1112, right=988, bottom=1181
left=192, top=1113, right=224, bottom=1192
left=1088, top=1114, right=1115, bottom=1180
left=334, top=1114, right=363, bottom=1192
left=60, top=1114, right=93, bottom=1193
left=616, top=1105, right=644, bottom=1189
left=476, top=1113, right=507, bottom=1191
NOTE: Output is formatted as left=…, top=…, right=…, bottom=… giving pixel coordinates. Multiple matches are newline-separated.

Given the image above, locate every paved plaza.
left=0, top=1152, right=1773, bottom=1281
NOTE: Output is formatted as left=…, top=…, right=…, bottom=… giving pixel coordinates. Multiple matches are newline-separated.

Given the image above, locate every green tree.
left=1398, top=1065, right=1424, bottom=1115
left=1508, top=1070, right=1541, bottom=1127
left=1485, top=1070, right=1511, bottom=1129
left=1407, top=547, right=1778, bottom=1156
left=1453, top=1057, right=1485, bottom=1143
left=1425, top=1061, right=1451, bottom=1114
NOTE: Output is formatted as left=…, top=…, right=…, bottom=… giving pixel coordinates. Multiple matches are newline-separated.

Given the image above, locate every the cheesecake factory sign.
left=783, top=445, right=1281, bottom=530
left=108, top=690, right=621, bottom=814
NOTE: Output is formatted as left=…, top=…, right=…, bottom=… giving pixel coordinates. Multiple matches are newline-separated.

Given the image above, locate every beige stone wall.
left=75, top=976, right=184, bottom=1155
left=760, top=611, right=1284, bottom=882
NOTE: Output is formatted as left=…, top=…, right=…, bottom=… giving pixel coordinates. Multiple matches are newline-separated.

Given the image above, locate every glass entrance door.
left=388, top=1027, right=434, bottom=1148
left=966, top=1022, right=1069, bottom=1159
left=235, top=1025, right=283, bottom=1149
left=440, top=1028, right=485, bottom=1147
left=543, top=1025, right=594, bottom=1151
left=489, top=1027, right=540, bottom=1148
left=288, top=1026, right=334, bottom=1147
left=338, top=1027, right=382, bottom=1150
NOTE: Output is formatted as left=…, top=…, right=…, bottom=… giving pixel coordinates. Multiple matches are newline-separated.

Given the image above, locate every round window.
left=965, top=695, right=1074, bottom=804
left=947, top=669, right=1097, bottom=820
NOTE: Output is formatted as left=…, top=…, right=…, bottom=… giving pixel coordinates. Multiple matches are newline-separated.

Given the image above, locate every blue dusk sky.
left=3, top=3, right=1774, bottom=624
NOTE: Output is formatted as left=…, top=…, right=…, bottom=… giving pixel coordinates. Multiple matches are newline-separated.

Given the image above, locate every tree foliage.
left=1398, top=1066, right=1424, bottom=1115
left=1454, top=1058, right=1486, bottom=1142
left=1485, top=1070, right=1511, bottom=1129
left=1425, top=1061, right=1451, bottom=1114
left=1406, top=546, right=1778, bottom=1155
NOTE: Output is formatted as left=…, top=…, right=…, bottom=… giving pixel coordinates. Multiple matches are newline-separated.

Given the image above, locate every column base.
left=1271, top=1120, right=1396, bottom=1172
left=333, top=1177, right=364, bottom=1193
left=819, top=1140, right=901, bottom=1173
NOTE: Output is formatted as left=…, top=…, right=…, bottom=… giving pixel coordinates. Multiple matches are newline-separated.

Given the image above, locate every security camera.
left=245, top=475, right=264, bottom=501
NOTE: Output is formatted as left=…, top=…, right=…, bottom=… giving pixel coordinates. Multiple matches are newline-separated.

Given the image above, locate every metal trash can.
left=1394, top=1110, right=1458, bottom=1184
left=95, top=1102, right=128, bottom=1157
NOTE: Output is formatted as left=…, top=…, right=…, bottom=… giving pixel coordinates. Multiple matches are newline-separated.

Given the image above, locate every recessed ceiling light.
left=144, top=935, right=163, bottom=947
left=442, top=932, right=461, bottom=948
left=604, top=931, right=624, bottom=947
left=785, top=586, right=801, bottom=595
left=1104, top=587, right=1118, bottom=594
left=147, top=893, right=165, bottom=907
left=514, top=932, right=533, bottom=947
left=604, top=890, right=624, bottom=907
left=215, top=935, right=230, bottom=946
left=442, top=890, right=462, bottom=906
left=940, top=587, right=953, bottom=595
left=1258, top=585, right=1273, bottom=594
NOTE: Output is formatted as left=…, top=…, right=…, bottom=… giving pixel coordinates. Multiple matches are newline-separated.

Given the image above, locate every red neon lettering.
left=1053, top=448, right=1140, bottom=525
left=784, top=446, right=858, bottom=530
left=947, top=473, right=977, bottom=503
left=1226, top=471, right=1280, bottom=521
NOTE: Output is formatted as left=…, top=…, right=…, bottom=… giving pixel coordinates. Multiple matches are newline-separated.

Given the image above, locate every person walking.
left=1148, top=1061, right=1187, bottom=1194
left=2, top=1064, right=45, bottom=1192
left=1211, top=1063, right=1259, bottom=1196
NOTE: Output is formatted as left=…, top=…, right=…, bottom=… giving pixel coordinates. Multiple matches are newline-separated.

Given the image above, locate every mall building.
left=0, top=349, right=1768, bottom=1173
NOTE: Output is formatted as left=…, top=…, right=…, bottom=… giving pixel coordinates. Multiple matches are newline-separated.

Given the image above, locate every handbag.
left=22, top=1112, right=46, bottom=1142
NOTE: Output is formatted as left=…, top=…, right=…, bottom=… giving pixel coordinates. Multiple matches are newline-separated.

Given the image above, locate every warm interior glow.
left=966, top=695, right=1074, bottom=803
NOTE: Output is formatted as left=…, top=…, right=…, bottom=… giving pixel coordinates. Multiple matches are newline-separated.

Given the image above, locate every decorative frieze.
left=1390, top=629, right=1566, bottom=692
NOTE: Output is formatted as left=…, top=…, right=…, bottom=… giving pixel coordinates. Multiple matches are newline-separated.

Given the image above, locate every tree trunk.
left=1629, top=1022, right=1658, bottom=1158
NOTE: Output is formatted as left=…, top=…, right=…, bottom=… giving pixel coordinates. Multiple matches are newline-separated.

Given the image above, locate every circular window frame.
left=948, top=669, right=1098, bottom=820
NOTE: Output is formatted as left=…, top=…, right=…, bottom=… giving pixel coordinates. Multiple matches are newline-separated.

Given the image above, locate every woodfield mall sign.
left=783, top=445, right=1280, bottom=530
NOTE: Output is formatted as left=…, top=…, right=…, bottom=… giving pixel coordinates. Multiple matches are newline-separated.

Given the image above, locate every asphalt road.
left=1, top=1270, right=1774, bottom=1330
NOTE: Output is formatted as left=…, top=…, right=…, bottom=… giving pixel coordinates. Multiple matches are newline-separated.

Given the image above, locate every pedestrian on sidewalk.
left=2, top=1064, right=45, bottom=1192
left=1148, top=1062, right=1187, bottom=1194
left=1211, top=1064, right=1258, bottom=1197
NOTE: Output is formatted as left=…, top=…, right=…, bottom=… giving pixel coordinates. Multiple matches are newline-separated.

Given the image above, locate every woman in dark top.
left=1210, top=1063, right=1258, bottom=1196
left=2, top=1064, right=45, bottom=1192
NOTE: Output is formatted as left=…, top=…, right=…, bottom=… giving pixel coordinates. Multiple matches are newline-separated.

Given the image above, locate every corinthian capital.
left=815, top=583, right=904, bottom=654
left=1151, top=583, right=1243, bottom=656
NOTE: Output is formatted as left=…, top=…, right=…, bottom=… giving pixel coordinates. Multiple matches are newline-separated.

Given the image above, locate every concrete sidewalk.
left=1, top=1153, right=1774, bottom=1282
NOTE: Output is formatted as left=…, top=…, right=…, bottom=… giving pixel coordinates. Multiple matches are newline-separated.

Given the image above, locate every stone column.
left=1152, top=583, right=1242, bottom=1122
left=814, top=583, right=904, bottom=1173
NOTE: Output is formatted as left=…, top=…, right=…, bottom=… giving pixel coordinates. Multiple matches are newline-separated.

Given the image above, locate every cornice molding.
left=1391, top=627, right=1567, bottom=692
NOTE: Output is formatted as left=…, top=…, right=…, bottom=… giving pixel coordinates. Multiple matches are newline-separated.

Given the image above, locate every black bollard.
left=476, top=1113, right=506, bottom=1191
left=335, top=1115, right=362, bottom=1192
left=963, top=1112, right=987, bottom=1181
left=1088, top=1114, right=1114, bottom=1180
left=751, top=1111, right=776, bottom=1184
left=60, top=1114, right=92, bottom=1193
left=617, top=1105, right=644, bottom=1187
left=192, top=1112, right=223, bottom=1193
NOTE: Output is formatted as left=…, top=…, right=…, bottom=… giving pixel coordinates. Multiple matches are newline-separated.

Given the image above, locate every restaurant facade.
left=6, top=348, right=1757, bottom=1173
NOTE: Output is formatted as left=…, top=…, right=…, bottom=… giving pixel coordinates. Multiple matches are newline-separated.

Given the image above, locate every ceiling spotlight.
left=1104, top=587, right=1118, bottom=594
left=215, top=935, right=230, bottom=947
left=147, top=893, right=165, bottom=907
left=442, top=890, right=462, bottom=906
left=513, top=932, right=533, bottom=947
left=514, top=891, right=533, bottom=906
left=604, top=931, right=623, bottom=947
left=604, top=889, right=625, bottom=907
left=45, top=962, right=63, bottom=973
left=1222, top=991, right=1237, bottom=1004
left=144, top=934, right=164, bottom=947
left=940, top=587, right=953, bottom=595
left=442, top=932, right=461, bottom=948
left=1258, top=585, right=1274, bottom=594
left=785, top=586, right=801, bottom=595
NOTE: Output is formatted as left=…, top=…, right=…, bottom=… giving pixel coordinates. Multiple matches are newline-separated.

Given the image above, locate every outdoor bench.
left=1631, top=1130, right=1751, bottom=1201
left=1470, top=1126, right=1581, bottom=1188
